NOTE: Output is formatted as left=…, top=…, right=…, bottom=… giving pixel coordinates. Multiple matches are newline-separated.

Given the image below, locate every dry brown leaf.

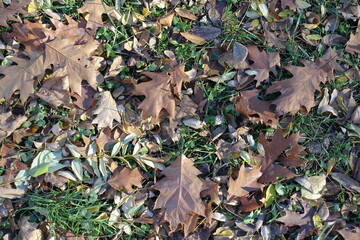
left=132, top=65, right=189, bottom=123
left=92, top=91, right=121, bottom=129
left=345, top=26, right=360, bottom=54
left=78, top=0, right=116, bottom=30
left=227, top=165, right=264, bottom=200
left=0, top=0, right=31, bottom=27
left=36, top=68, right=71, bottom=108
left=107, top=167, right=144, bottom=192
left=270, top=0, right=297, bottom=11
left=71, top=81, right=97, bottom=110
left=337, top=227, right=360, bottom=240
left=235, top=89, right=278, bottom=127
left=247, top=45, right=280, bottom=85
left=180, top=32, right=207, bottom=45
left=2, top=20, right=103, bottom=102
left=257, top=129, right=305, bottom=183
left=0, top=111, right=27, bottom=142
left=0, top=187, right=25, bottom=199
left=351, top=106, right=360, bottom=124
left=277, top=200, right=316, bottom=240
left=43, top=37, right=103, bottom=95
left=17, top=216, right=43, bottom=240
left=158, top=12, right=174, bottom=27
left=175, top=8, right=197, bottom=20
left=266, top=57, right=334, bottom=116
left=0, top=50, right=44, bottom=102
left=152, top=155, right=218, bottom=234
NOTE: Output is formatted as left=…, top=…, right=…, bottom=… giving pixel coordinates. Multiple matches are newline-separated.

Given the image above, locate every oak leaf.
left=152, top=155, right=218, bottom=234
left=43, top=37, right=103, bottom=95
left=266, top=58, right=334, bottom=115
left=78, top=0, right=116, bottom=30
left=2, top=19, right=103, bottom=102
left=0, top=0, right=31, bottom=27
left=345, top=26, right=360, bottom=54
left=107, top=167, right=144, bottom=192
left=132, top=65, right=189, bottom=123
left=92, top=91, right=121, bottom=129
left=277, top=200, right=316, bottom=240
left=235, top=89, right=278, bottom=127
left=257, top=129, right=305, bottom=183
left=247, top=45, right=280, bottom=85
left=227, top=164, right=264, bottom=201
left=0, top=50, right=45, bottom=102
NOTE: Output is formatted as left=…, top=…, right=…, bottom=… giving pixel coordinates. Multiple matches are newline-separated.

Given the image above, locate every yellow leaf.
left=27, top=1, right=38, bottom=13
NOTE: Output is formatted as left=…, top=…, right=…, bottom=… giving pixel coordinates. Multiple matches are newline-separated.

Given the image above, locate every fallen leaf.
left=175, top=8, right=197, bottom=20
left=158, top=12, right=174, bottom=27
left=350, top=146, right=360, bottom=181
left=0, top=111, right=27, bottom=141
left=0, top=0, right=31, bottom=27
left=152, top=155, right=218, bottom=234
left=277, top=200, right=316, bottom=240
left=331, top=172, right=360, bottom=193
left=78, top=0, right=116, bottom=30
left=17, top=216, right=43, bottom=240
left=266, top=57, right=334, bottom=115
left=132, top=65, right=189, bottom=123
left=247, top=45, right=280, bottom=85
left=227, top=164, right=264, bottom=201
left=300, top=174, right=326, bottom=200
left=257, top=129, right=305, bottom=183
left=235, top=89, right=279, bottom=127
left=345, top=26, right=360, bottom=54
left=0, top=187, right=25, bottom=199
left=92, top=91, right=121, bottom=129
left=180, top=32, right=207, bottom=45
left=107, top=167, right=144, bottom=192
left=191, top=26, right=221, bottom=41
left=337, top=227, right=360, bottom=240
left=36, top=68, right=71, bottom=108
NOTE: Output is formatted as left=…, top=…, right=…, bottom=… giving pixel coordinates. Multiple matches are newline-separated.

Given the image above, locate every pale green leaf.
left=264, top=184, right=276, bottom=208
left=71, top=158, right=83, bottom=181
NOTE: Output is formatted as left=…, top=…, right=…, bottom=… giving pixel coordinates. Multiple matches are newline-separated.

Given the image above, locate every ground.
left=0, top=0, right=360, bottom=239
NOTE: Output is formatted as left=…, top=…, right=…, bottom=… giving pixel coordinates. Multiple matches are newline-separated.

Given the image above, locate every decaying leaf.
left=132, top=65, right=189, bottom=123
left=235, top=89, right=278, bottom=127
left=180, top=32, right=207, bottom=45
left=36, top=68, right=71, bottom=107
left=257, top=129, right=305, bottom=183
left=337, top=227, right=360, bottom=240
left=0, top=111, right=27, bottom=141
left=331, top=172, right=360, bottom=193
left=107, top=167, right=144, bottom=192
left=92, top=91, right=121, bottom=129
left=0, top=187, right=25, bottom=199
left=152, top=155, right=218, bottom=234
left=0, top=0, right=31, bottom=27
left=277, top=200, right=316, bottom=240
left=247, top=45, right=280, bottom=85
left=266, top=57, right=334, bottom=115
left=227, top=164, right=264, bottom=201
left=78, top=0, right=116, bottom=30
left=345, top=26, right=360, bottom=54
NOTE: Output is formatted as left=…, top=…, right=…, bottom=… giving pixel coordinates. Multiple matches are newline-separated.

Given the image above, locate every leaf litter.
left=0, top=0, right=359, bottom=239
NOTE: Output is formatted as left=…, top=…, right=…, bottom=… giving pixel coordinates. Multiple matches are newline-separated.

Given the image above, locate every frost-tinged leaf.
left=71, top=158, right=83, bottom=181
left=29, top=149, right=66, bottom=177
left=92, top=91, right=122, bottom=129
left=111, top=142, right=121, bottom=156
left=99, top=157, right=108, bottom=181
left=295, top=0, right=311, bottom=9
